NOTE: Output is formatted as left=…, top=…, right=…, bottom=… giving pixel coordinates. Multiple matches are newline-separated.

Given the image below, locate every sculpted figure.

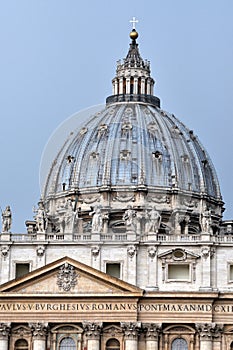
left=90, top=206, right=103, bottom=233
left=201, top=206, right=212, bottom=233
left=34, top=202, right=47, bottom=232
left=123, top=206, right=137, bottom=231
left=1, top=206, right=12, bottom=232
left=146, top=207, right=161, bottom=233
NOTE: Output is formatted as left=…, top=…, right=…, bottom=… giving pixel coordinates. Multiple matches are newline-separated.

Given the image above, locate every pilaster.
left=0, top=323, right=10, bottom=350
left=30, top=322, right=48, bottom=350
left=143, top=323, right=161, bottom=350
left=121, top=322, right=141, bottom=350
left=83, top=322, right=103, bottom=350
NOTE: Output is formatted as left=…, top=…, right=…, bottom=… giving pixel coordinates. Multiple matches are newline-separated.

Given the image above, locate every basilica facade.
left=1, top=25, right=233, bottom=350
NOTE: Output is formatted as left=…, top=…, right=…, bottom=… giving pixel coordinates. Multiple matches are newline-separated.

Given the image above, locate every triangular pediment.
left=158, top=248, right=200, bottom=261
left=0, top=256, right=143, bottom=295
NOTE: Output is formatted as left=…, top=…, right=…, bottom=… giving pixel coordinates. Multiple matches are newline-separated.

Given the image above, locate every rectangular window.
left=15, top=263, right=30, bottom=278
left=106, top=263, right=121, bottom=279
left=168, top=264, right=190, bottom=280
left=229, top=265, right=233, bottom=282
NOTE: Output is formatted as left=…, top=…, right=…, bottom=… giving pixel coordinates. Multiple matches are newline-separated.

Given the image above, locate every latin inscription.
left=0, top=302, right=232, bottom=313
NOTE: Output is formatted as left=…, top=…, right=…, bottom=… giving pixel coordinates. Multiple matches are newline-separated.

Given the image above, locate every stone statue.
left=145, top=207, right=161, bottom=233
left=90, top=206, right=103, bottom=233
left=123, top=206, right=137, bottom=231
left=201, top=206, right=212, bottom=233
left=1, top=206, right=12, bottom=232
left=34, top=202, right=46, bottom=233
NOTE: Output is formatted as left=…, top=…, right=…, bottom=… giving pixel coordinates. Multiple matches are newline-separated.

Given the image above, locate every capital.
left=196, top=323, right=223, bottom=339
left=0, top=323, right=11, bottom=339
left=30, top=322, right=48, bottom=340
left=82, top=322, right=103, bottom=340
left=121, top=322, right=141, bottom=340
left=142, top=323, right=161, bottom=340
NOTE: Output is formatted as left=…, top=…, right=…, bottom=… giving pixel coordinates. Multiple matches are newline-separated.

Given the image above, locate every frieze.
left=1, top=302, right=233, bottom=314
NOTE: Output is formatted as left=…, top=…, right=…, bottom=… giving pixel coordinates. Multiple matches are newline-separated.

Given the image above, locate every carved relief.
left=196, top=323, right=223, bottom=339
left=30, top=322, right=48, bottom=339
left=36, top=245, right=45, bottom=257
left=0, top=323, right=11, bottom=338
left=147, top=194, right=170, bottom=204
left=127, top=245, right=137, bottom=259
left=1, top=245, right=10, bottom=259
left=83, top=322, right=103, bottom=340
left=142, top=323, right=161, bottom=340
left=121, top=322, right=141, bottom=340
left=57, top=263, right=78, bottom=291
left=113, top=192, right=135, bottom=202
left=91, top=245, right=100, bottom=259
left=147, top=246, right=157, bottom=260
left=79, top=194, right=101, bottom=204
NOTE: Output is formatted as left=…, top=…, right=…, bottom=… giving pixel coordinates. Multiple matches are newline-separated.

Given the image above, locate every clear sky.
left=0, top=0, right=232, bottom=232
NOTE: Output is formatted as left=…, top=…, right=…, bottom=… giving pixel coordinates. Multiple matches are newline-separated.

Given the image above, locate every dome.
left=43, top=103, right=221, bottom=200
left=40, top=28, right=223, bottom=236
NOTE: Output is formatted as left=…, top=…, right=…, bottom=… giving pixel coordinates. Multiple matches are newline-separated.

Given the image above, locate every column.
left=83, top=322, right=102, bottom=350
left=119, top=78, right=124, bottom=94
left=143, top=323, right=161, bottom=350
left=196, top=323, right=223, bottom=350
left=126, top=78, right=130, bottom=94
left=30, top=322, right=48, bottom=350
left=0, top=323, right=10, bottom=350
left=141, top=78, right=145, bottom=94
left=121, top=322, right=141, bottom=350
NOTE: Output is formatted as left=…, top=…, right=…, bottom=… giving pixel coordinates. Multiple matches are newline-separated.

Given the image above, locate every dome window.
left=66, top=155, right=74, bottom=164
left=152, top=151, right=162, bottom=161
left=120, top=150, right=131, bottom=161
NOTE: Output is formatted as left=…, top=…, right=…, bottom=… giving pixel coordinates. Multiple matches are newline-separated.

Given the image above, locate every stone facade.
left=1, top=25, right=233, bottom=350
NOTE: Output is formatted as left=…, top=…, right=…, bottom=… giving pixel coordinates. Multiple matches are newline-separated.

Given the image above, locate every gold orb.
left=130, top=29, right=138, bottom=40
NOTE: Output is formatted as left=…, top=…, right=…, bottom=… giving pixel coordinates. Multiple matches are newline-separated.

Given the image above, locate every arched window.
left=15, top=339, right=28, bottom=350
left=59, top=337, right=76, bottom=350
left=106, top=338, right=120, bottom=350
left=171, top=338, right=188, bottom=350
left=231, top=341, right=233, bottom=350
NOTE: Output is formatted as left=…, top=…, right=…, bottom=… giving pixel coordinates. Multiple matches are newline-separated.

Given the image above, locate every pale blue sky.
left=0, top=0, right=232, bottom=231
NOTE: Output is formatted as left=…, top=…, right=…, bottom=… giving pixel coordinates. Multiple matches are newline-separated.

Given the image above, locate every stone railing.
left=1, top=233, right=233, bottom=243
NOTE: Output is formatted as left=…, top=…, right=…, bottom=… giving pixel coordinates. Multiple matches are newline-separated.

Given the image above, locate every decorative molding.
left=121, top=322, right=141, bottom=340
left=196, top=323, right=223, bottom=339
left=127, top=245, right=137, bottom=259
left=113, top=192, right=135, bottom=202
left=57, top=263, right=78, bottom=291
left=142, top=323, right=161, bottom=340
left=36, top=245, right=45, bottom=257
left=147, top=246, right=157, bottom=260
left=82, top=322, right=103, bottom=340
left=30, top=322, right=48, bottom=340
left=91, top=245, right=100, bottom=259
left=0, top=323, right=11, bottom=339
left=1, top=245, right=10, bottom=259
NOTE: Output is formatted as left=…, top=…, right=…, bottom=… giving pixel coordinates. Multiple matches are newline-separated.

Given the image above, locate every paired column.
left=143, top=323, right=161, bottom=350
left=0, top=323, right=10, bottom=350
left=30, top=322, right=48, bottom=350
left=83, top=322, right=102, bottom=350
left=196, top=323, right=223, bottom=350
left=121, top=322, right=140, bottom=350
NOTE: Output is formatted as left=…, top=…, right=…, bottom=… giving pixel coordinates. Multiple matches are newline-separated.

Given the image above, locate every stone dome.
left=43, top=103, right=221, bottom=200
left=40, top=29, right=223, bottom=236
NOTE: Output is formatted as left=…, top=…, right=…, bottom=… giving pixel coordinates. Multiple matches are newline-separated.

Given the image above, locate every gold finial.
left=130, top=29, right=138, bottom=40
left=129, top=17, right=139, bottom=40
